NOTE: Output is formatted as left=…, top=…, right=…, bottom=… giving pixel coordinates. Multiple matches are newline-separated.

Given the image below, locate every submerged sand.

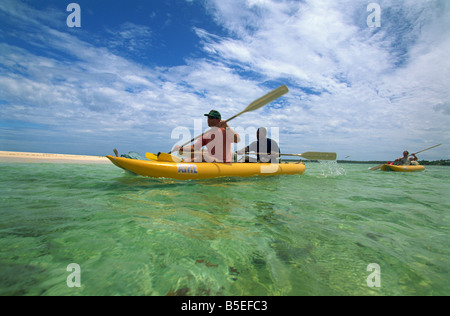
left=0, top=151, right=110, bottom=164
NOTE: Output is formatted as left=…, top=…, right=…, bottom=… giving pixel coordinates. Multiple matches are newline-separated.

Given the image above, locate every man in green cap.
left=174, top=110, right=240, bottom=163
left=204, top=110, right=221, bottom=120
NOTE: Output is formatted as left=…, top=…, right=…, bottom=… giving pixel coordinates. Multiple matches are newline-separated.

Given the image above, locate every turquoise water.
left=0, top=161, right=448, bottom=296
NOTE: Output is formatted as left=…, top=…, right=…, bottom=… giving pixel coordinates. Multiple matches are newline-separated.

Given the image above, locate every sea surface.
left=0, top=161, right=448, bottom=296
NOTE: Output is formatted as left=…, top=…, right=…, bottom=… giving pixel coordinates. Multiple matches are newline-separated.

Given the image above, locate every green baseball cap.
left=204, top=110, right=221, bottom=120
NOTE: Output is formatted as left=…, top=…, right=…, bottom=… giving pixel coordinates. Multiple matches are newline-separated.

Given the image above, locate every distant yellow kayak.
left=106, top=155, right=306, bottom=180
left=380, top=164, right=425, bottom=172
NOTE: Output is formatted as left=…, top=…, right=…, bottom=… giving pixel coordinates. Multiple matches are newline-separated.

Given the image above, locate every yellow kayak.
left=106, top=155, right=306, bottom=180
left=380, top=164, right=425, bottom=172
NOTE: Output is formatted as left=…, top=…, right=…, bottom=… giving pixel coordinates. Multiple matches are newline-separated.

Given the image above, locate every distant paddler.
left=369, top=143, right=442, bottom=170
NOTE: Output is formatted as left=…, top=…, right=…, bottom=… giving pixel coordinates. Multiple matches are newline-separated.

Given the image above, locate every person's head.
left=257, top=127, right=267, bottom=140
left=204, top=110, right=221, bottom=127
left=403, top=150, right=409, bottom=157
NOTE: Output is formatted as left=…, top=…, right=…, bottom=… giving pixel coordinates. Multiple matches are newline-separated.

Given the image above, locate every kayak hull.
left=380, top=164, right=425, bottom=172
left=106, top=155, right=306, bottom=180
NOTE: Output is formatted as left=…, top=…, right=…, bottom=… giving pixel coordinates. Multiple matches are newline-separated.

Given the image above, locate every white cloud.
left=105, top=22, right=152, bottom=57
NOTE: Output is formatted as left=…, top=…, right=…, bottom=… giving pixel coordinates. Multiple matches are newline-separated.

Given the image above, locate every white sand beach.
left=0, top=151, right=110, bottom=164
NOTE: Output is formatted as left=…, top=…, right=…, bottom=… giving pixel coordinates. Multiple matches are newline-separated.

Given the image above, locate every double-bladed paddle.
left=157, top=85, right=289, bottom=162
left=146, top=151, right=337, bottom=162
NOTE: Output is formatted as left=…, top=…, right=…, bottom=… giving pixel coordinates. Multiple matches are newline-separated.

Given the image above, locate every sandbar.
left=0, top=151, right=110, bottom=164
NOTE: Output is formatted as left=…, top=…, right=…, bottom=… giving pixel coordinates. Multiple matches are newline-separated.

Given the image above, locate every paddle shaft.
left=412, top=144, right=441, bottom=155
left=245, top=152, right=337, bottom=161
left=178, top=151, right=337, bottom=161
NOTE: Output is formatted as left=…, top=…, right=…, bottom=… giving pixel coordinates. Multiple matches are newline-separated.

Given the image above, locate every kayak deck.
left=106, top=155, right=306, bottom=180
left=380, top=164, right=425, bottom=172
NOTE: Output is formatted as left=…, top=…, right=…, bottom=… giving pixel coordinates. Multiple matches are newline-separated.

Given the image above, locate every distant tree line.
left=282, top=159, right=450, bottom=165
left=334, top=160, right=450, bottom=165
left=417, top=160, right=450, bottom=166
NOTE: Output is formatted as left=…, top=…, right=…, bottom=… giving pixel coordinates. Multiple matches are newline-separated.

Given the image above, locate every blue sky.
left=0, top=0, right=449, bottom=161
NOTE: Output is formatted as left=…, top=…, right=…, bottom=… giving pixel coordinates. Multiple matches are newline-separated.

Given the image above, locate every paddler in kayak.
left=173, top=110, right=240, bottom=163
left=392, top=151, right=418, bottom=165
left=235, top=127, right=280, bottom=163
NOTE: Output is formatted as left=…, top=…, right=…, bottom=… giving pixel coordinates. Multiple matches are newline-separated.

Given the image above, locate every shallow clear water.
left=0, top=161, right=448, bottom=295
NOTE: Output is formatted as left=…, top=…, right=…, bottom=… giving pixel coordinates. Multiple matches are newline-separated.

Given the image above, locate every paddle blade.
left=369, top=164, right=384, bottom=170
left=245, top=85, right=289, bottom=112
left=299, top=152, right=337, bottom=161
left=226, top=85, right=289, bottom=122
left=145, top=153, right=158, bottom=161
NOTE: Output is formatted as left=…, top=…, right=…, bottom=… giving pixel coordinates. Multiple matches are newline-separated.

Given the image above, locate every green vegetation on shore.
left=335, top=159, right=450, bottom=166
left=281, top=159, right=450, bottom=166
